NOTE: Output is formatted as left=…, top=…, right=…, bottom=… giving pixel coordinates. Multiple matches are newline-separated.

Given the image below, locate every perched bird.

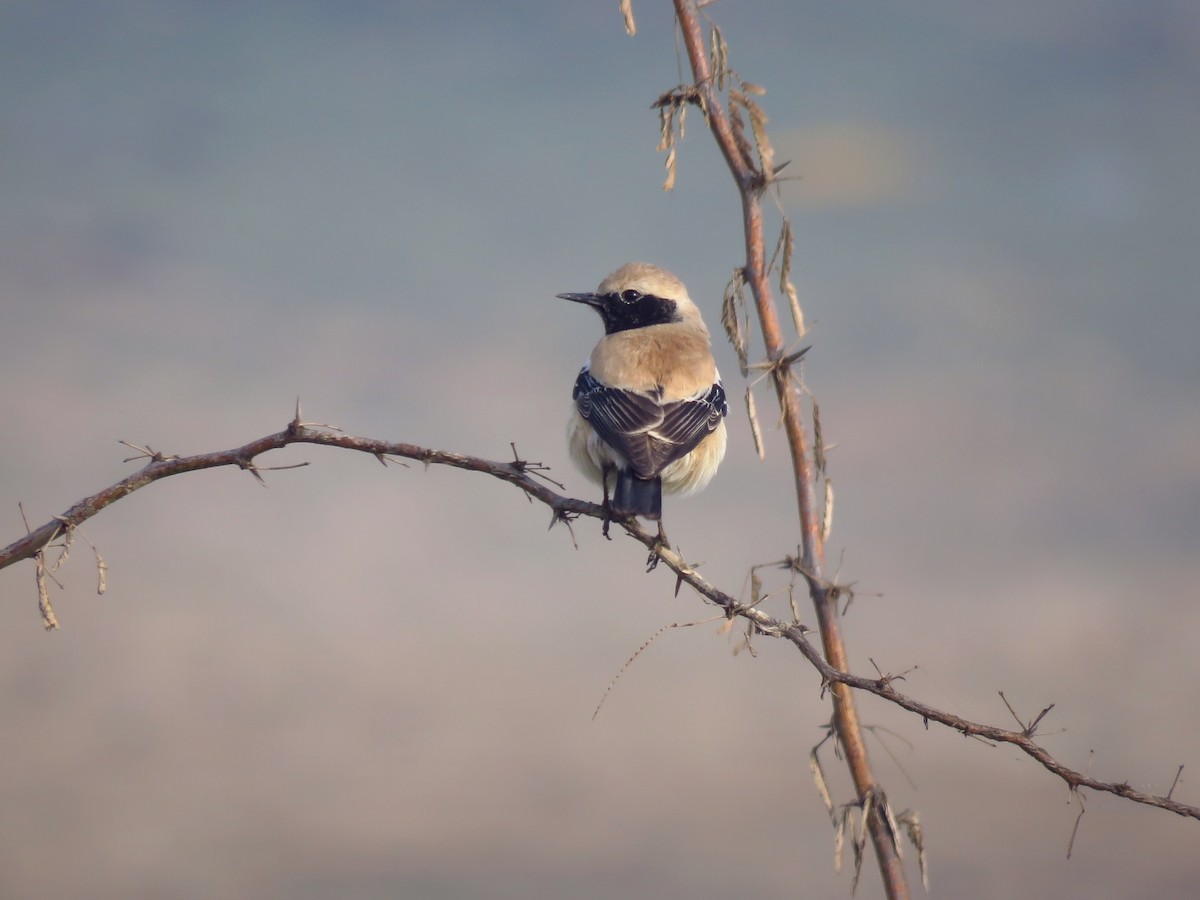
left=558, top=262, right=728, bottom=524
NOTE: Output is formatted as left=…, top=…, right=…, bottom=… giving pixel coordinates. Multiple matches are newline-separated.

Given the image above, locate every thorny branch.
left=3, top=9, right=1195, bottom=895
left=1, top=414, right=1196, bottom=826
left=665, top=1, right=908, bottom=896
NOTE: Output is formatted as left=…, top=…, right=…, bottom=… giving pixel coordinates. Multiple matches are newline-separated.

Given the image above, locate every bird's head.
left=557, top=262, right=705, bottom=336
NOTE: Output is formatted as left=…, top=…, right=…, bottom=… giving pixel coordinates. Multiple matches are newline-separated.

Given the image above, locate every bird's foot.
left=600, top=472, right=615, bottom=541
left=645, top=521, right=669, bottom=572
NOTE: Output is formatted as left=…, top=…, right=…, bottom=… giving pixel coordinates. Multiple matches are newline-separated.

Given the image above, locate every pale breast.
left=589, top=324, right=717, bottom=399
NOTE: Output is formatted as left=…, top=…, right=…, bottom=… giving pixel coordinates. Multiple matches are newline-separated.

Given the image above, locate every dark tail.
left=612, top=472, right=662, bottom=520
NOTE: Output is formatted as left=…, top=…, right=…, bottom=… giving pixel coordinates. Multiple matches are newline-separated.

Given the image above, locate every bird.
left=558, top=262, right=728, bottom=529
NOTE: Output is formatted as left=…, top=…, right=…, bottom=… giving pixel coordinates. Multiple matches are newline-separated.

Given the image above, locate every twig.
left=1168, top=764, right=1185, bottom=801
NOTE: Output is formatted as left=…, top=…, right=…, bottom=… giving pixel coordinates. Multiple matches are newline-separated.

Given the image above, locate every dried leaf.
left=775, top=220, right=806, bottom=335
left=777, top=224, right=798, bottom=328
left=663, top=146, right=677, bottom=192
left=834, top=809, right=846, bottom=873
left=48, top=522, right=73, bottom=572
left=788, top=581, right=802, bottom=624
left=727, top=92, right=755, bottom=171
left=860, top=793, right=873, bottom=845
left=717, top=617, right=736, bottom=636
left=812, top=398, right=825, bottom=474
left=709, top=26, right=720, bottom=85
left=750, top=568, right=762, bottom=605
left=709, top=25, right=728, bottom=90
left=742, top=95, right=774, bottom=178
left=897, top=810, right=930, bottom=891
left=785, top=281, right=805, bottom=336
left=619, top=0, right=636, bottom=36
left=716, top=29, right=729, bottom=89
left=695, top=87, right=711, bottom=127
left=810, top=750, right=834, bottom=815
left=743, top=95, right=768, bottom=127
left=95, top=548, right=108, bottom=595
left=721, top=269, right=749, bottom=375
left=778, top=218, right=794, bottom=284
left=741, top=80, right=767, bottom=96
left=851, top=794, right=872, bottom=893
left=745, top=388, right=765, bottom=461
left=36, top=552, right=58, bottom=630
left=770, top=220, right=791, bottom=293
left=822, top=478, right=834, bottom=542
left=882, top=794, right=904, bottom=861
left=656, top=104, right=673, bottom=152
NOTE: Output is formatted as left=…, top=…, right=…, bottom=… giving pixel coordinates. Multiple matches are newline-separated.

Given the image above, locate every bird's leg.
left=600, top=465, right=614, bottom=540
left=646, top=520, right=669, bottom=572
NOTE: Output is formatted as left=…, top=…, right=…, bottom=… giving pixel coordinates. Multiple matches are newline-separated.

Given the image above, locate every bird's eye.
left=620, top=289, right=643, bottom=304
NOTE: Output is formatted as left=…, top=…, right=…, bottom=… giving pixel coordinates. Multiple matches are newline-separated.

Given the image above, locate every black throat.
left=598, top=292, right=680, bottom=334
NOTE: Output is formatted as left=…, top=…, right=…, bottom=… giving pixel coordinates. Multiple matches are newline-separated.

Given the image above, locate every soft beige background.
left=2, top=2, right=1198, bottom=898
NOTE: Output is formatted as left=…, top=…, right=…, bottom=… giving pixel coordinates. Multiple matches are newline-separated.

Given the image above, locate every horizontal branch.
left=0, top=416, right=597, bottom=574
left=2, top=410, right=1196, bottom=824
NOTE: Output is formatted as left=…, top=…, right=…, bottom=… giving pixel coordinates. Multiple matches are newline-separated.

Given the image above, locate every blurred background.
left=2, top=2, right=1198, bottom=897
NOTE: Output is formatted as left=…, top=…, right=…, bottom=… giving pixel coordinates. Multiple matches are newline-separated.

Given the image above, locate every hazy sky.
left=2, top=2, right=1198, bottom=898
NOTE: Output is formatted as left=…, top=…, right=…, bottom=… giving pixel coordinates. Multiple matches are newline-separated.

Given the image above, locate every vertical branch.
left=670, top=2, right=910, bottom=896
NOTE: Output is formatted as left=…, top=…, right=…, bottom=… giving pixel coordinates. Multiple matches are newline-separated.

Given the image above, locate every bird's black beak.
left=556, top=291, right=605, bottom=309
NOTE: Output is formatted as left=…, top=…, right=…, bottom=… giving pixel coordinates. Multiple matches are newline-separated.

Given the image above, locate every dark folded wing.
left=574, top=369, right=727, bottom=480
left=573, top=369, right=664, bottom=477
left=649, top=382, right=728, bottom=472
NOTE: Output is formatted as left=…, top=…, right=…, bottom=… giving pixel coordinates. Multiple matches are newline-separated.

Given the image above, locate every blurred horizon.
left=2, top=2, right=1198, bottom=898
